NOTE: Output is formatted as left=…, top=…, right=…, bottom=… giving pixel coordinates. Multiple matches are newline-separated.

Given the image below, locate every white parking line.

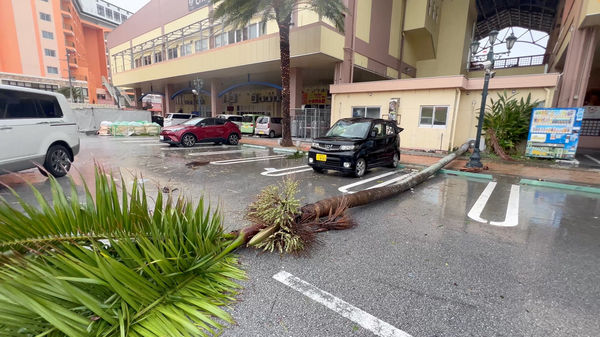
left=188, top=150, right=246, bottom=156
left=273, top=271, right=412, bottom=337
left=367, top=173, right=412, bottom=190
left=337, top=171, right=398, bottom=194
left=139, top=143, right=168, bottom=147
left=490, top=185, right=520, bottom=227
left=261, top=165, right=312, bottom=177
left=467, top=182, right=497, bottom=223
left=584, top=154, right=600, bottom=165
left=211, top=154, right=286, bottom=165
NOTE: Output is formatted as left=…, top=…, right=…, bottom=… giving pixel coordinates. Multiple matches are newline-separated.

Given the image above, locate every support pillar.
left=337, top=0, right=357, bottom=84
left=164, top=84, right=176, bottom=115
left=556, top=27, right=598, bottom=107
left=210, top=79, right=223, bottom=117
left=134, top=88, right=143, bottom=109
left=290, top=67, right=304, bottom=111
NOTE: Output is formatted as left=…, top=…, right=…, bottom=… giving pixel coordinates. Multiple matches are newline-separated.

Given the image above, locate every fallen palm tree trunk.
left=488, top=129, right=514, bottom=161
left=300, top=141, right=471, bottom=220
left=242, top=141, right=472, bottom=251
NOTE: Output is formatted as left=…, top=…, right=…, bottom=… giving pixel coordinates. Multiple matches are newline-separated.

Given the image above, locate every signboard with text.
left=525, top=108, right=584, bottom=159
left=188, top=0, right=209, bottom=11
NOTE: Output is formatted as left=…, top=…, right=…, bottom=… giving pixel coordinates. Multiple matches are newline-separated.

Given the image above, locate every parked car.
left=164, top=113, right=194, bottom=127
left=241, top=114, right=264, bottom=134
left=160, top=117, right=241, bottom=147
left=217, top=114, right=243, bottom=128
left=0, top=85, right=80, bottom=177
left=254, top=116, right=282, bottom=138
left=307, top=118, right=403, bottom=177
left=151, top=114, right=164, bottom=126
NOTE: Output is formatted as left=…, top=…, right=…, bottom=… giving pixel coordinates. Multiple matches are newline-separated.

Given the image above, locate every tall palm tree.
left=212, top=0, right=346, bottom=147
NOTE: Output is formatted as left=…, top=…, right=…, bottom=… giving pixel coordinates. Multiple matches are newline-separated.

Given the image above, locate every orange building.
left=0, top=0, right=132, bottom=104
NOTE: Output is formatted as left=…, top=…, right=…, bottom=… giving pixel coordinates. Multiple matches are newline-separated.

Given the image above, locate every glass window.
left=0, top=90, right=61, bottom=119
left=260, top=22, right=267, bottom=36
left=236, top=29, right=243, bottom=42
left=143, top=55, right=151, bottom=66
left=386, top=123, right=396, bottom=135
left=97, top=5, right=105, bottom=16
left=44, top=49, right=56, bottom=57
left=154, top=52, right=163, bottom=63
left=180, top=43, right=192, bottom=56
left=195, top=39, right=208, bottom=52
left=272, top=117, right=282, bottom=123
left=215, top=118, right=227, bottom=125
left=326, top=120, right=371, bottom=139
left=419, top=106, right=448, bottom=127
left=40, top=12, right=51, bottom=21
left=37, top=96, right=63, bottom=118
left=121, top=14, right=127, bottom=21
left=105, top=8, right=113, bottom=20
left=248, top=23, right=258, bottom=39
left=42, top=31, right=54, bottom=39
left=202, top=118, right=216, bottom=126
left=372, top=123, right=385, bottom=137
left=215, top=32, right=228, bottom=47
left=352, top=106, right=381, bottom=118
left=242, top=116, right=254, bottom=122
left=47, top=66, right=59, bottom=74
left=168, top=47, right=178, bottom=59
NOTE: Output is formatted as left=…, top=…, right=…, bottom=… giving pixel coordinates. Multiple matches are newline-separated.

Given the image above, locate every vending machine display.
left=525, top=108, right=584, bottom=159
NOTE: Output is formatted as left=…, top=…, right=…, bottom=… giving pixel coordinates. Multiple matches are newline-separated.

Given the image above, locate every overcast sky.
left=107, top=0, right=151, bottom=12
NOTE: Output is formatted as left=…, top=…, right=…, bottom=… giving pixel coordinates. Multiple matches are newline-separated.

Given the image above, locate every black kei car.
left=308, top=118, right=403, bottom=177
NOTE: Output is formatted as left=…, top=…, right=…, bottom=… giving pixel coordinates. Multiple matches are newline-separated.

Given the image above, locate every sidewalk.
left=240, top=136, right=600, bottom=187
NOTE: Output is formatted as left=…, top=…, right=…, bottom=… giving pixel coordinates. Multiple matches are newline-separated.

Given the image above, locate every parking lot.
left=1, top=135, right=599, bottom=337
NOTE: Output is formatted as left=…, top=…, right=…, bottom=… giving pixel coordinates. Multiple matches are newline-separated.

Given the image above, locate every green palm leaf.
left=0, top=166, right=245, bottom=336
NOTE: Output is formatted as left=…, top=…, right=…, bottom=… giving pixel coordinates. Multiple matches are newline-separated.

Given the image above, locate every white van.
left=164, top=113, right=194, bottom=127
left=0, top=85, right=80, bottom=177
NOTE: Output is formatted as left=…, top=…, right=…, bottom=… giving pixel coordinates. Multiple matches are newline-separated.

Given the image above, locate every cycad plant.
left=0, top=168, right=245, bottom=336
left=482, top=92, right=540, bottom=159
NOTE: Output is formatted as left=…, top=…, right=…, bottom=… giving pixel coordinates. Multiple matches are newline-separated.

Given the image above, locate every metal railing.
left=291, top=108, right=331, bottom=139
left=469, top=54, right=548, bottom=70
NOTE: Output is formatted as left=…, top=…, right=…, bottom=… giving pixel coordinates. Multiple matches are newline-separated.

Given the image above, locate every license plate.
left=316, top=154, right=327, bottom=161
left=159, top=135, right=164, bottom=140
left=258, top=131, right=264, bottom=135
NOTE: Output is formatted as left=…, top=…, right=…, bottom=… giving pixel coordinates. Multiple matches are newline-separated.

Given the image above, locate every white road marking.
left=211, top=154, right=286, bottom=165
left=467, top=181, right=497, bottom=223
left=367, top=173, right=412, bottom=190
left=490, top=185, right=520, bottom=227
left=139, top=143, right=168, bottom=147
left=337, top=171, right=398, bottom=194
left=273, top=271, right=412, bottom=337
left=261, top=165, right=312, bottom=177
left=188, top=150, right=246, bottom=156
left=584, top=154, right=600, bottom=165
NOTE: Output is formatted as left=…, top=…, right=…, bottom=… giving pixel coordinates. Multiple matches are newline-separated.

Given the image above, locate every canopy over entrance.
left=475, top=0, right=560, bottom=40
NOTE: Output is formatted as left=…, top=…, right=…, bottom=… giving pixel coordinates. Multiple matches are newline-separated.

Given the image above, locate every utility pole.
left=65, top=49, right=74, bottom=102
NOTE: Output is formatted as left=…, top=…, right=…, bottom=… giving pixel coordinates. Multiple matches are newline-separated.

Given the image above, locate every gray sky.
left=107, top=0, right=151, bottom=12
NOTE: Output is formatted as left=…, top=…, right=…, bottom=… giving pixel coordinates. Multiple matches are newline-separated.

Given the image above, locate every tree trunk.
left=278, top=23, right=293, bottom=147
left=488, top=128, right=514, bottom=161
left=300, top=141, right=471, bottom=219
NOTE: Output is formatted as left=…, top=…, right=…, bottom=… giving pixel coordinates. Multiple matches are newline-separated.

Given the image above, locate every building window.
left=215, top=32, right=229, bottom=48
left=143, top=55, right=151, bottom=66
left=114, top=13, right=120, bottom=22
left=42, top=30, right=54, bottom=39
left=154, top=52, right=163, bottom=63
left=47, top=66, right=59, bottom=74
left=180, top=43, right=192, bottom=56
left=41, top=0, right=48, bottom=2
left=352, top=106, right=380, bottom=118
left=419, top=106, right=448, bottom=127
left=121, top=14, right=127, bottom=21
left=44, top=49, right=56, bottom=57
left=105, top=8, right=113, bottom=20
left=195, top=39, right=208, bottom=52
left=97, top=5, right=105, bottom=16
left=248, top=24, right=259, bottom=39
left=40, top=12, right=51, bottom=21
left=134, top=58, right=142, bottom=68
left=167, top=47, right=178, bottom=59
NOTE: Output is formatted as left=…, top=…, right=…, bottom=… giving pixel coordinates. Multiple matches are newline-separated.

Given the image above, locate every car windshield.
left=183, top=117, right=204, bottom=126
left=325, top=120, right=371, bottom=139
left=242, top=116, right=254, bottom=123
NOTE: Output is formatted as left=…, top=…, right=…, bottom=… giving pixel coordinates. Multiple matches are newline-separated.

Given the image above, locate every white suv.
left=0, top=85, right=80, bottom=177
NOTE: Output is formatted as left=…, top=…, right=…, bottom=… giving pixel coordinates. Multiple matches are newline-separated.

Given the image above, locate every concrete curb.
left=273, top=147, right=303, bottom=154
left=439, top=169, right=494, bottom=180
left=519, top=179, right=600, bottom=195
left=241, top=144, right=268, bottom=149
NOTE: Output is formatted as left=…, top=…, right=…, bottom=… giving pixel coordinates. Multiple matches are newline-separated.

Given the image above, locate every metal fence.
left=469, top=54, right=548, bottom=70
left=291, top=108, right=331, bottom=139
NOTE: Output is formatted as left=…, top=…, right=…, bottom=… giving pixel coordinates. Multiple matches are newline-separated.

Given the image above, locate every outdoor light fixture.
left=466, top=29, right=518, bottom=168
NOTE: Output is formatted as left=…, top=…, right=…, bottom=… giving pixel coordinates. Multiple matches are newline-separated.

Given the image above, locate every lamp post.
left=466, top=30, right=517, bottom=168
left=192, top=78, right=204, bottom=117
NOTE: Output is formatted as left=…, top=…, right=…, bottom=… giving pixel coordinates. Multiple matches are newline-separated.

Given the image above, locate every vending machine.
left=525, top=108, right=584, bottom=159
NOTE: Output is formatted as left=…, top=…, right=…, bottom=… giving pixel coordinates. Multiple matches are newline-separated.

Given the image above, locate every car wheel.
left=43, top=144, right=72, bottom=177
left=227, top=133, right=240, bottom=145
left=389, top=152, right=400, bottom=168
left=312, top=167, right=325, bottom=174
left=269, top=130, right=275, bottom=138
left=354, top=158, right=366, bottom=177
left=181, top=133, right=196, bottom=147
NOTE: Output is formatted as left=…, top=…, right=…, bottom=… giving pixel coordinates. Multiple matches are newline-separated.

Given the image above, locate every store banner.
left=525, top=108, right=584, bottom=159
left=188, top=0, right=209, bottom=11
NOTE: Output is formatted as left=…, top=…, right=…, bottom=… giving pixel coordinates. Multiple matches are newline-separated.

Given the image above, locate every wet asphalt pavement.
left=1, top=135, right=599, bottom=337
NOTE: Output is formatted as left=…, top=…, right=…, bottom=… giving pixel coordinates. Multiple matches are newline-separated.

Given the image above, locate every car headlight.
left=340, top=145, right=356, bottom=151
left=170, top=128, right=184, bottom=132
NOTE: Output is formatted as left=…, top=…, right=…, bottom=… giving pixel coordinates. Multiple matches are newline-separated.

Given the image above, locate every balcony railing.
left=63, top=24, right=73, bottom=31
left=469, top=54, right=548, bottom=71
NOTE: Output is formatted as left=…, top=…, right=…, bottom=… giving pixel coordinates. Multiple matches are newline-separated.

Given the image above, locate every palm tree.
left=0, top=169, right=246, bottom=336
left=211, top=0, right=346, bottom=147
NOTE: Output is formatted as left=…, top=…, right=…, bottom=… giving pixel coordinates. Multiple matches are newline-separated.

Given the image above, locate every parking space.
left=1, top=135, right=599, bottom=336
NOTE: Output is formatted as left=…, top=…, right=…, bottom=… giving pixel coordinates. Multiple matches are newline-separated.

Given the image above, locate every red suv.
left=160, top=117, right=241, bottom=147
